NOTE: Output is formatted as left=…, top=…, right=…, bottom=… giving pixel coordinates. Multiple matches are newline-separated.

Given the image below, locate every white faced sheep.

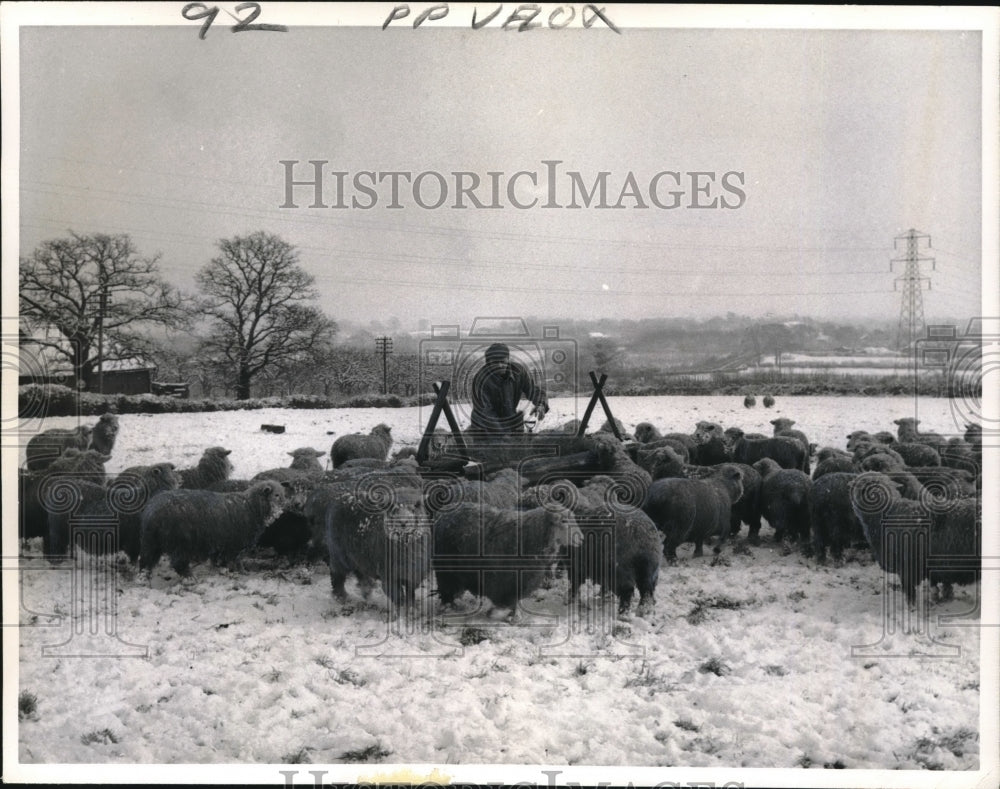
left=139, top=480, right=287, bottom=577
left=330, top=424, right=393, bottom=468
left=432, top=503, right=582, bottom=612
left=179, top=447, right=234, bottom=489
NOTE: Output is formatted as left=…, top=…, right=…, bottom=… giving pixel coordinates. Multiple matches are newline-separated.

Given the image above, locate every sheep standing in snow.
left=642, top=466, right=743, bottom=558
left=179, top=447, right=234, bottom=490
left=89, top=413, right=120, bottom=455
left=809, top=471, right=863, bottom=563
left=753, top=458, right=812, bottom=545
left=331, top=424, right=393, bottom=468
left=727, top=427, right=806, bottom=474
left=253, top=448, right=326, bottom=483
left=744, top=394, right=757, bottom=408
left=139, top=480, right=286, bottom=576
left=849, top=472, right=980, bottom=602
left=569, top=475, right=663, bottom=616
left=324, top=484, right=429, bottom=609
left=46, top=463, right=181, bottom=561
left=690, top=422, right=731, bottom=465
left=432, top=503, right=582, bottom=611
left=769, top=418, right=811, bottom=474
left=25, top=425, right=93, bottom=471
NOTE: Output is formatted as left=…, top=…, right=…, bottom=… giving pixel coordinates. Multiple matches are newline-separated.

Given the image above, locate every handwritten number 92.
left=182, top=2, right=288, bottom=39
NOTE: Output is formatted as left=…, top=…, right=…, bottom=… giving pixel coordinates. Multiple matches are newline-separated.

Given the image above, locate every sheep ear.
left=223, top=449, right=232, bottom=456
left=287, top=452, right=296, bottom=457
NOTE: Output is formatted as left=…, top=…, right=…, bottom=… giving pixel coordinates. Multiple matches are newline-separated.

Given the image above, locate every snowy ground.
left=9, top=396, right=993, bottom=782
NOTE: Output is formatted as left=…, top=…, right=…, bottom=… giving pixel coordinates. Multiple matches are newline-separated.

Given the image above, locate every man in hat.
left=469, top=342, right=549, bottom=436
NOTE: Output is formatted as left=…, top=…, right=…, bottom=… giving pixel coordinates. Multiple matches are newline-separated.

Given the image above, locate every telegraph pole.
left=96, top=265, right=111, bottom=394
left=375, top=336, right=393, bottom=394
left=891, top=229, right=934, bottom=352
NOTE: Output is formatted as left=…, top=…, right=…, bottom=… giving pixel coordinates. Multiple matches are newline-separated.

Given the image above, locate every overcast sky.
left=15, top=13, right=987, bottom=330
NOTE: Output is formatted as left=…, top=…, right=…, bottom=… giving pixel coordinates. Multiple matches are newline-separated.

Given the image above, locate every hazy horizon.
left=16, top=19, right=986, bottom=328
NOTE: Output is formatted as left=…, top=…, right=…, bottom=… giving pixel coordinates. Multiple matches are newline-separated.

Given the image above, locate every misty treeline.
left=20, top=231, right=923, bottom=401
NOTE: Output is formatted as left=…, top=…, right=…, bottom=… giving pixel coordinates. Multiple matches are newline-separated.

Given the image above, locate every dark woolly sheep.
left=691, top=422, right=732, bottom=466
left=424, top=467, right=524, bottom=519
left=940, top=438, right=979, bottom=475
left=25, top=425, right=93, bottom=471
left=47, top=463, right=181, bottom=562
left=47, top=448, right=111, bottom=484
left=727, top=428, right=806, bottom=473
left=762, top=394, right=775, bottom=408
left=893, top=417, right=946, bottom=452
left=810, top=472, right=864, bottom=563
left=720, top=462, right=762, bottom=542
left=331, top=423, right=393, bottom=468
left=769, top=418, right=811, bottom=474
left=744, top=394, right=756, bottom=408
left=891, top=442, right=941, bottom=468
left=252, top=448, right=327, bottom=487
left=89, top=413, right=120, bottom=455
left=753, top=458, right=811, bottom=544
left=872, top=431, right=896, bottom=445
left=633, top=422, right=662, bottom=444
left=21, top=450, right=110, bottom=550
left=812, top=456, right=856, bottom=481
left=637, top=445, right=687, bottom=480
left=852, top=441, right=906, bottom=470
left=565, top=475, right=663, bottom=616
left=254, top=477, right=318, bottom=558
left=179, top=447, right=234, bottom=490
left=432, top=503, right=582, bottom=610
left=849, top=472, right=980, bottom=603
left=324, top=484, right=429, bottom=608
left=139, top=480, right=287, bottom=576
left=846, top=430, right=874, bottom=452
left=597, top=417, right=633, bottom=440
left=642, top=466, right=743, bottom=558
left=816, top=446, right=852, bottom=463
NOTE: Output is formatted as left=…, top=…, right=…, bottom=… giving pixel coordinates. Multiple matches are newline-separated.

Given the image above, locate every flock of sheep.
left=18, top=405, right=984, bottom=618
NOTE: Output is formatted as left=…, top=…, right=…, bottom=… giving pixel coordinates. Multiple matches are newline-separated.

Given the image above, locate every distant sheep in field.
left=47, top=463, right=181, bottom=562
left=642, top=466, right=743, bottom=558
left=25, top=426, right=93, bottom=471
left=331, top=424, right=393, bottom=468
left=726, top=427, right=806, bottom=473
left=89, top=413, right=120, bottom=455
left=139, top=480, right=287, bottom=576
left=179, top=447, right=234, bottom=490
left=744, top=394, right=756, bottom=408
left=849, top=472, right=980, bottom=603
left=324, top=484, right=429, bottom=609
left=432, top=503, right=582, bottom=611
left=762, top=394, right=775, bottom=408
left=753, top=458, right=811, bottom=545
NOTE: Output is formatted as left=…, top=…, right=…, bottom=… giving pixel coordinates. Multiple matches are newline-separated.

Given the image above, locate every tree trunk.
left=236, top=365, right=252, bottom=400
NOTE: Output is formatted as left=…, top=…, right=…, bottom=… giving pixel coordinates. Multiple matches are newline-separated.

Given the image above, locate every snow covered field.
left=9, top=396, right=993, bottom=782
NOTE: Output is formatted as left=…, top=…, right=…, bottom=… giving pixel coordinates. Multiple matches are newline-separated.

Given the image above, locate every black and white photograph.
left=3, top=3, right=998, bottom=786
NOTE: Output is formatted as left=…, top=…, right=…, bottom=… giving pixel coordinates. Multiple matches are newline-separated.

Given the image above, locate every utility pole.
left=891, top=229, right=934, bottom=352
left=97, top=266, right=111, bottom=394
left=375, top=336, right=393, bottom=394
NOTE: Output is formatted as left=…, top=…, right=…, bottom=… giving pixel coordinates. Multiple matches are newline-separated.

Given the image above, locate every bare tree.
left=195, top=232, right=338, bottom=400
left=19, top=232, right=188, bottom=387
